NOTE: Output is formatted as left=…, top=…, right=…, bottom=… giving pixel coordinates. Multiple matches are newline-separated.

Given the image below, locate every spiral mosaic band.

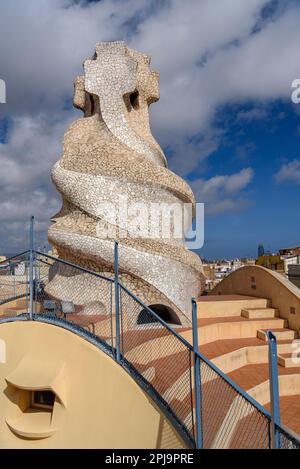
left=48, top=41, right=204, bottom=326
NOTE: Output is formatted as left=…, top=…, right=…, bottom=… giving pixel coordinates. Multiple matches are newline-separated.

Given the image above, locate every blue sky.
left=0, top=0, right=300, bottom=258
left=195, top=101, right=300, bottom=259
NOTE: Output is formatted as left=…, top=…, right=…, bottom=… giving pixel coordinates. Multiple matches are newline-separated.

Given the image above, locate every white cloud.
left=135, top=0, right=300, bottom=143
left=275, top=160, right=300, bottom=185
left=167, top=128, right=225, bottom=176
left=236, top=107, right=268, bottom=122
left=0, top=113, right=69, bottom=250
left=235, top=142, right=257, bottom=161
left=192, top=168, right=254, bottom=214
left=0, top=0, right=150, bottom=115
left=0, top=0, right=300, bottom=248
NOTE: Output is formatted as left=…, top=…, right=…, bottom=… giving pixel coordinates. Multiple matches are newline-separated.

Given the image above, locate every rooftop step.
left=0, top=298, right=24, bottom=312
left=3, top=307, right=28, bottom=316
left=2, top=301, right=39, bottom=316
left=198, top=295, right=271, bottom=318
left=15, top=298, right=28, bottom=309
left=180, top=317, right=288, bottom=345
left=241, top=308, right=278, bottom=319
left=277, top=341, right=299, bottom=354
left=257, top=328, right=298, bottom=341
left=278, top=353, right=300, bottom=368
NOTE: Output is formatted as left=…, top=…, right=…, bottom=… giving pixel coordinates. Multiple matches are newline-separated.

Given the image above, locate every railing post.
left=192, top=297, right=203, bottom=449
left=267, top=330, right=281, bottom=449
left=29, top=216, right=35, bottom=320
left=114, top=241, right=121, bottom=363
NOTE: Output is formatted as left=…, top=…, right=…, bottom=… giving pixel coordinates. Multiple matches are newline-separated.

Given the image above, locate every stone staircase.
left=193, top=294, right=300, bottom=436
left=0, top=298, right=28, bottom=316
left=113, top=293, right=300, bottom=445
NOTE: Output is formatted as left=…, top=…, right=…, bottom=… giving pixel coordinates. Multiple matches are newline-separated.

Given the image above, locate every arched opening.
left=129, top=90, right=139, bottom=110
left=90, top=94, right=95, bottom=115
left=137, top=304, right=179, bottom=325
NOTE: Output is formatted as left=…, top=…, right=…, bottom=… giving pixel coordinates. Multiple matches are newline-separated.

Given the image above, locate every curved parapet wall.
left=0, top=321, right=186, bottom=449
left=212, top=265, right=300, bottom=331
left=48, top=41, right=203, bottom=325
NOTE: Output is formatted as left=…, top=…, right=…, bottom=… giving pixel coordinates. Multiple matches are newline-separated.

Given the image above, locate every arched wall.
left=138, top=304, right=180, bottom=325
left=212, top=265, right=300, bottom=331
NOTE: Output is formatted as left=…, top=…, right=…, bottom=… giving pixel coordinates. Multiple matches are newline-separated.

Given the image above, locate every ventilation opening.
left=86, top=93, right=100, bottom=117
left=137, top=304, right=177, bottom=325
left=30, top=390, right=55, bottom=411
left=129, top=90, right=139, bottom=110
left=90, top=94, right=95, bottom=115
left=5, top=387, right=58, bottom=439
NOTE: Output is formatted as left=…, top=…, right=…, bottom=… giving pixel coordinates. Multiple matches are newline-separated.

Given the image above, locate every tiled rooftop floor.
left=228, top=363, right=300, bottom=390
left=265, top=395, right=300, bottom=436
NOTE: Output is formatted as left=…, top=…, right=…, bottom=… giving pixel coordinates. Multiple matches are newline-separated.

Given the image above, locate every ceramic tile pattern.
left=47, top=42, right=204, bottom=325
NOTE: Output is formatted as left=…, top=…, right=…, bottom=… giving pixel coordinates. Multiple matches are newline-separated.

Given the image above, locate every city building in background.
left=279, top=246, right=300, bottom=257
left=202, top=258, right=254, bottom=292
left=253, top=245, right=300, bottom=290
left=258, top=244, right=265, bottom=258
left=279, top=246, right=300, bottom=288
left=288, top=265, right=300, bottom=289
left=256, top=253, right=285, bottom=274
left=202, top=244, right=300, bottom=294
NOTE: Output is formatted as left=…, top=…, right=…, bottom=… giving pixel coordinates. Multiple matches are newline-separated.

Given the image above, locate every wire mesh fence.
left=33, top=252, right=114, bottom=349
left=119, top=284, right=195, bottom=446
left=0, top=242, right=300, bottom=449
left=276, top=425, right=300, bottom=449
left=117, top=282, right=300, bottom=449
left=0, top=252, right=29, bottom=308
left=198, top=359, right=271, bottom=448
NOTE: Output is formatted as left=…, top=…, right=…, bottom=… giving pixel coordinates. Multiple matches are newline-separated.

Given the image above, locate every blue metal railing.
left=118, top=280, right=274, bottom=448
left=192, top=297, right=203, bottom=448
left=268, top=330, right=281, bottom=449
left=0, top=251, right=30, bottom=306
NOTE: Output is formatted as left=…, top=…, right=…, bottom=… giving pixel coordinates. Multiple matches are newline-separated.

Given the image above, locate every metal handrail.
left=0, top=293, right=28, bottom=306
left=119, top=283, right=192, bottom=349
left=0, top=250, right=30, bottom=266
left=35, top=251, right=114, bottom=283
left=120, top=282, right=271, bottom=421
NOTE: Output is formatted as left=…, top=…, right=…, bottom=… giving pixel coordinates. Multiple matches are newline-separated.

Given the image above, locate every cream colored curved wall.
left=248, top=374, right=300, bottom=406
left=0, top=321, right=186, bottom=449
left=212, top=265, right=300, bottom=331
